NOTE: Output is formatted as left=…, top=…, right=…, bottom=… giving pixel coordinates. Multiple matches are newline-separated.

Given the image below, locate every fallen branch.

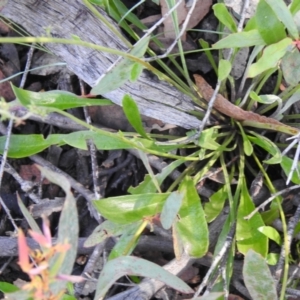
left=1, top=0, right=201, bottom=129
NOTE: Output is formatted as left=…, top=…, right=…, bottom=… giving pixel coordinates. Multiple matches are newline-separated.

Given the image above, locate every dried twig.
left=144, top=0, right=198, bottom=62
left=283, top=133, right=300, bottom=185
left=245, top=184, right=300, bottom=220
left=194, top=222, right=236, bottom=298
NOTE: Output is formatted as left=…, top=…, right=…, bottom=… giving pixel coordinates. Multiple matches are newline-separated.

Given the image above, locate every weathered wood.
left=2, top=0, right=201, bottom=129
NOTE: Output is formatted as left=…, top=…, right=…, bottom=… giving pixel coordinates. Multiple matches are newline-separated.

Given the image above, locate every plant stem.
left=123, top=220, right=149, bottom=256
left=48, top=107, right=199, bottom=161
left=252, top=152, right=289, bottom=299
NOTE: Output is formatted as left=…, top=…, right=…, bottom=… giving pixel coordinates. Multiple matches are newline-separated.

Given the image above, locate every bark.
left=1, top=0, right=201, bottom=129
left=0, top=236, right=173, bottom=256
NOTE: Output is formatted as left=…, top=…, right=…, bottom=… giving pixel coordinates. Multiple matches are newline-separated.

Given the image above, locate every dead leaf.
left=160, top=0, right=212, bottom=40
left=140, top=14, right=161, bottom=26
left=193, top=74, right=300, bottom=135
left=160, top=0, right=187, bottom=39
left=186, top=0, right=212, bottom=30
left=19, top=164, right=50, bottom=184
left=0, top=69, right=15, bottom=101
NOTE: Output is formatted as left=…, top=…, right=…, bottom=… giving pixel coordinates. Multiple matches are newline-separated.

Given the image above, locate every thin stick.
left=193, top=223, right=236, bottom=298
left=145, top=0, right=198, bottom=62
left=3, top=162, right=40, bottom=203
left=245, top=185, right=300, bottom=220
left=190, top=0, right=250, bottom=143
left=19, top=45, right=35, bottom=89
left=284, top=133, right=300, bottom=185
left=74, top=241, right=107, bottom=296
left=80, top=79, right=102, bottom=202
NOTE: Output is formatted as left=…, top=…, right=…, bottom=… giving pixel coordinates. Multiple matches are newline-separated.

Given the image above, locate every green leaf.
left=0, top=134, right=54, bottom=158
left=137, top=149, right=161, bottom=192
left=281, top=155, right=300, bottom=184
left=128, top=159, right=185, bottom=194
left=89, top=0, right=105, bottom=6
left=199, top=39, right=218, bottom=74
left=94, top=256, right=194, bottom=299
left=130, top=63, right=144, bottom=81
left=213, top=3, right=237, bottom=32
left=122, top=94, right=149, bottom=139
left=91, top=36, right=150, bottom=95
left=237, top=124, right=253, bottom=156
left=213, top=30, right=266, bottom=49
left=279, top=87, right=300, bottom=114
left=102, top=0, right=133, bottom=33
left=218, top=59, right=231, bottom=81
left=266, top=253, right=279, bottom=265
left=255, top=0, right=286, bottom=44
left=108, top=221, right=143, bottom=259
left=290, top=0, right=300, bottom=15
left=112, top=0, right=147, bottom=31
left=204, top=186, right=227, bottom=223
left=250, top=91, right=281, bottom=105
left=12, top=86, right=112, bottom=109
left=259, top=95, right=281, bottom=104
left=281, top=48, right=300, bottom=86
left=258, top=226, right=281, bottom=245
left=92, top=193, right=170, bottom=224
left=160, top=192, right=184, bottom=230
left=265, top=0, right=299, bottom=39
left=84, top=220, right=132, bottom=247
left=244, top=16, right=257, bottom=31
left=136, top=137, right=183, bottom=153
left=295, top=221, right=300, bottom=235
left=242, top=134, right=253, bottom=156
left=174, top=177, right=208, bottom=257
left=0, top=130, right=133, bottom=158
left=243, top=250, right=278, bottom=300
left=0, top=282, right=19, bottom=293
left=0, top=130, right=181, bottom=159
left=237, top=179, right=268, bottom=257
left=248, top=133, right=282, bottom=164
left=248, top=37, right=292, bottom=78
left=213, top=214, right=232, bottom=255
left=261, top=206, right=280, bottom=225
left=62, top=131, right=132, bottom=150
left=197, top=127, right=221, bottom=150
left=17, top=194, right=42, bottom=235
